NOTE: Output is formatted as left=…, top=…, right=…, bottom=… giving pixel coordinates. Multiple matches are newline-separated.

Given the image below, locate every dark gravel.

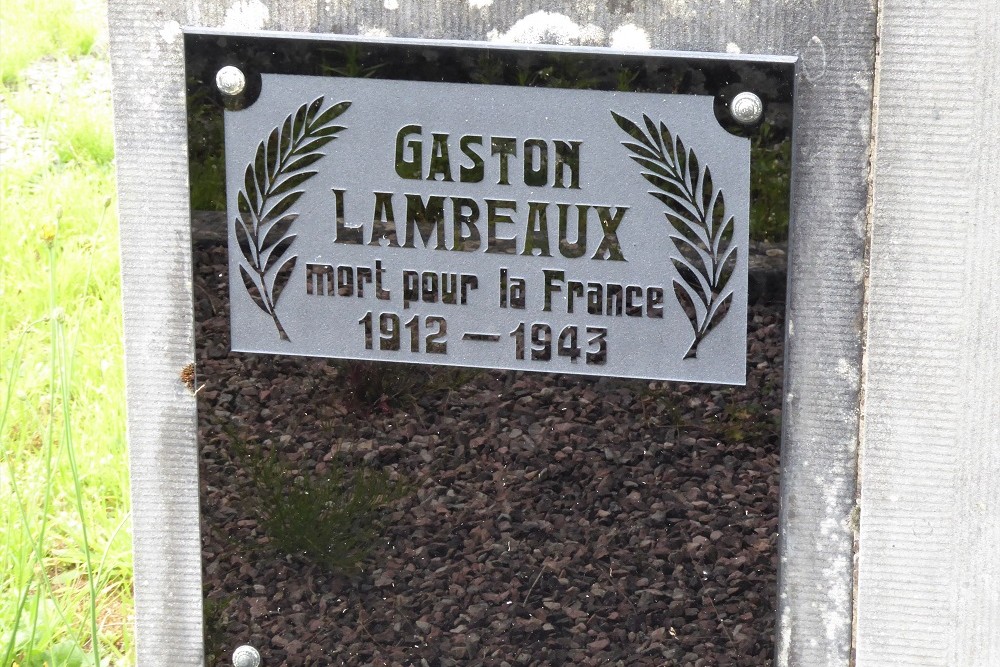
left=194, top=240, right=784, bottom=667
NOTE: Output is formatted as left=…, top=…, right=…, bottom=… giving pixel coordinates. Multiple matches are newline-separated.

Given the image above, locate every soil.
left=194, top=238, right=785, bottom=667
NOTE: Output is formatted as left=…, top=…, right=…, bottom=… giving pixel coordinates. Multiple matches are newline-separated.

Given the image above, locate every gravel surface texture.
left=194, top=239, right=784, bottom=667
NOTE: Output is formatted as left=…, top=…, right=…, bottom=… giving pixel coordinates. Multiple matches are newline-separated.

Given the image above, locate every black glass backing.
left=186, top=31, right=793, bottom=667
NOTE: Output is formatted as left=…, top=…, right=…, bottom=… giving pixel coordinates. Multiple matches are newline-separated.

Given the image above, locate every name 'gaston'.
left=332, top=125, right=629, bottom=261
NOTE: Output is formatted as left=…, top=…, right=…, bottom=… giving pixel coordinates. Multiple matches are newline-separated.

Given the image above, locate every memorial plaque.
left=225, top=75, right=750, bottom=382
left=186, top=32, right=794, bottom=665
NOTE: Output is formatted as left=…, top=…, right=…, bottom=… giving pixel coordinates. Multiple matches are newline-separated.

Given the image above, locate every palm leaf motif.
left=234, top=97, right=351, bottom=340
left=611, top=111, right=739, bottom=359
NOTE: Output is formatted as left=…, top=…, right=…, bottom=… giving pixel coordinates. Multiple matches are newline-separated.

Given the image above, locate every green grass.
left=1, top=0, right=132, bottom=665
left=0, top=0, right=104, bottom=85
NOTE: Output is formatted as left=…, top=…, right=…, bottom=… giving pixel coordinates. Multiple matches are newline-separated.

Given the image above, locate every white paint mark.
left=360, top=27, right=392, bottom=38
left=468, top=0, right=493, bottom=8
left=837, top=358, right=855, bottom=384
left=491, top=11, right=605, bottom=46
left=725, top=42, right=741, bottom=54
left=609, top=24, right=651, bottom=51
left=160, top=20, right=182, bottom=44
left=813, top=476, right=853, bottom=646
left=820, top=553, right=851, bottom=643
left=577, top=24, right=605, bottom=46
left=802, top=35, right=827, bottom=83
left=384, top=0, right=399, bottom=9
left=852, top=69, right=873, bottom=95
left=222, top=0, right=269, bottom=31
left=776, top=604, right=791, bottom=666
left=665, top=0, right=694, bottom=17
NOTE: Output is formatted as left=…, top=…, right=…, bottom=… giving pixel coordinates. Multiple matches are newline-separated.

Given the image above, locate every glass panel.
left=187, top=32, right=793, bottom=667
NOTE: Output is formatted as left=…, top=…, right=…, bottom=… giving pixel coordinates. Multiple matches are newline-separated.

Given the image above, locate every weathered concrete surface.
left=856, top=0, right=1000, bottom=665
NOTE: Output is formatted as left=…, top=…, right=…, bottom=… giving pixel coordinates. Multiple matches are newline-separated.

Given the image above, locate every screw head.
left=232, top=644, right=261, bottom=667
left=216, top=66, right=247, bottom=96
left=730, top=91, right=764, bottom=126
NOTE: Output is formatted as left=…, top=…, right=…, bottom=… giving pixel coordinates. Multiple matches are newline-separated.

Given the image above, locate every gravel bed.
left=194, top=240, right=784, bottom=667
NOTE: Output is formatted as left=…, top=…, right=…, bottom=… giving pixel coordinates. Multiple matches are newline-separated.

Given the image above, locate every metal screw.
left=216, top=66, right=247, bottom=97
left=730, top=91, right=764, bottom=126
left=232, top=645, right=261, bottom=667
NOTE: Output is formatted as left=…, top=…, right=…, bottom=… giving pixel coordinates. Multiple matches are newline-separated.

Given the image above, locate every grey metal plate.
left=226, top=74, right=750, bottom=383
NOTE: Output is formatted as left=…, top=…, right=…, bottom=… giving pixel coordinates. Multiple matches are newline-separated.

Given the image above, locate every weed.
left=749, top=124, right=791, bottom=242
left=636, top=381, right=688, bottom=428
left=185, top=83, right=226, bottom=211
left=471, top=53, right=506, bottom=85
left=718, top=402, right=772, bottom=443
left=202, top=594, right=234, bottom=665
left=229, top=433, right=411, bottom=573
left=319, top=44, right=386, bottom=78
left=615, top=67, right=641, bottom=92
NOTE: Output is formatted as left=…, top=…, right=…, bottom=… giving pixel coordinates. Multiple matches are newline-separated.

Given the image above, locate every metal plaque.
left=224, top=66, right=753, bottom=384
left=186, top=32, right=795, bottom=666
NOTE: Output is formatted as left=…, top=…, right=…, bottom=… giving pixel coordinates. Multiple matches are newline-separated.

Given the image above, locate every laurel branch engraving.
left=611, top=111, right=739, bottom=359
left=234, top=96, right=351, bottom=341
